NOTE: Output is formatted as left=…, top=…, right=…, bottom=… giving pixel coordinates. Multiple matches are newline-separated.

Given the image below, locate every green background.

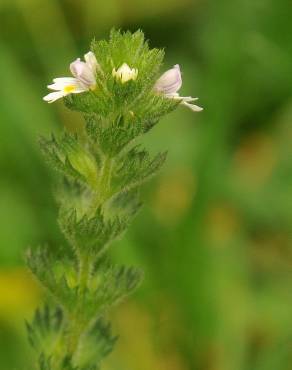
left=0, top=0, right=291, bottom=369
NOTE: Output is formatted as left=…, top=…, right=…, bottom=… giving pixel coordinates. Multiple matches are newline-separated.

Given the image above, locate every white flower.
left=70, top=52, right=98, bottom=87
left=112, top=63, right=138, bottom=84
left=43, top=51, right=99, bottom=103
left=154, top=64, right=203, bottom=112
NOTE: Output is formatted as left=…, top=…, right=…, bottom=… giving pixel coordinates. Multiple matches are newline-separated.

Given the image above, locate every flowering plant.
left=27, top=29, right=201, bottom=370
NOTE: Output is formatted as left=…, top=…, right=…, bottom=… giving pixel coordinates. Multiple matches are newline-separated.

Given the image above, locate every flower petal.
left=70, top=59, right=96, bottom=87
left=53, top=77, right=79, bottom=84
left=84, top=51, right=99, bottom=73
left=43, top=91, right=65, bottom=103
left=44, top=77, right=87, bottom=103
left=179, top=96, right=199, bottom=102
left=181, top=101, right=203, bottom=112
left=154, top=64, right=182, bottom=94
left=49, top=77, right=80, bottom=90
left=165, top=93, right=199, bottom=103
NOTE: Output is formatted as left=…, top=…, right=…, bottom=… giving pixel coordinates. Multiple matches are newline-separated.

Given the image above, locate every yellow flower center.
left=64, top=85, right=76, bottom=93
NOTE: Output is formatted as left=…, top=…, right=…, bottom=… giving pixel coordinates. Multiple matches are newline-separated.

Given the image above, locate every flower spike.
left=31, top=30, right=203, bottom=370
left=154, top=64, right=203, bottom=112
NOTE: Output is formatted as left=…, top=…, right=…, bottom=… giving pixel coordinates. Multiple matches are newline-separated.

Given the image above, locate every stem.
left=78, top=254, right=91, bottom=296
left=66, top=154, right=113, bottom=357
left=67, top=315, right=87, bottom=357
left=67, top=254, right=91, bottom=356
left=99, top=156, right=113, bottom=202
left=89, top=155, right=114, bottom=215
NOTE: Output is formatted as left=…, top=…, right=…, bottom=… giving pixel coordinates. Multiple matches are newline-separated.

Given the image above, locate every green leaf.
left=40, top=133, right=99, bottom=188
left=27, top=247, right=78, bottom=311
left=26, top=305, right=63, bottom=354
left=104, top=189, right=143, bottom=222
left=111, top=146, right=167, bottom=195
left=58, top=207, right=128, bottom=259
left=74, top=318, right=117, bottom=369
left=85, top=114, right=144, bottom=158
left=87, top=260, right=144, bottom=312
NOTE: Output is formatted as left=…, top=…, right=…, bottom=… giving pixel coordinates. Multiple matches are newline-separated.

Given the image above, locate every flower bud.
left=112, top=63, right=138, bottom=83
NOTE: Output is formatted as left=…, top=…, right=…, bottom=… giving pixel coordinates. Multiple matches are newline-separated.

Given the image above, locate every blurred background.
left=0, top=0, right=291, bottom=369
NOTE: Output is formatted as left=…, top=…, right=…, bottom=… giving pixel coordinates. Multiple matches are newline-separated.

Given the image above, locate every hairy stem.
left=78, top=253, right=91, bottom=296
left=90, top=155, right=114, bottom=215
left=67, top=150, right=114, bottom=358
left=99, top=156, right=114, bottom=202
left=67, top=254, right=91, bottom=356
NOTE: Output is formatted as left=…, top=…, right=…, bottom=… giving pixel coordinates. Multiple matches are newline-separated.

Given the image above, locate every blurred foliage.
left=0, top=0, right=291, bottom=369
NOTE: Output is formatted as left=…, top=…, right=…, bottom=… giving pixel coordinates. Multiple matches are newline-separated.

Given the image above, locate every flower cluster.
left=44, top=52, right=202, bottom=112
